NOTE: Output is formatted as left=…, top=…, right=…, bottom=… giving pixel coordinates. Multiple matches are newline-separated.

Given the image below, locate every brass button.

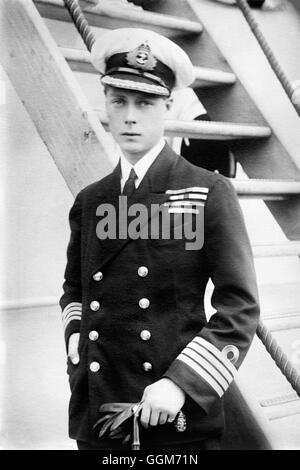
left=138, top=266, right=148, bottom=277
left=89, top=361, right=100, bottom=372
left=90, top=300, right=100, bottom=311
left=139, top=298, right=150, bottom=309
left=142, top=362, right=152, bottom=372
left=140, top=330, right=151, bottom=341
left=89, top=330, right=99, bottom=341
left=93, top=271, right=103, bottom=281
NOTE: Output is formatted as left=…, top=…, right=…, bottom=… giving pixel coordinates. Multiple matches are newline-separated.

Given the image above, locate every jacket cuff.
left=163, top=336, right=237, bottom=414
left=62, top=302, right=82, bottom=350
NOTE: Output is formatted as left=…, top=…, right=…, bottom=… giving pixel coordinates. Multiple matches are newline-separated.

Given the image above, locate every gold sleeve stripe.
left=177, top=336, right=238, bottom=396
left=187, top=343, right=233, bottom=384
left=62, top=302, right=82, bottom=330
left=62, top=304, right=82, bottom=321
left=193, top=337, right=237, bottom=376
left=177, top=353, right=224, bottom=397
left=63, top=314, right=82, bottom=330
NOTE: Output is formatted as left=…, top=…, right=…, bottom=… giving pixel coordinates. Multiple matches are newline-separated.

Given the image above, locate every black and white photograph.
left=1, top=0, right=300, bottom=454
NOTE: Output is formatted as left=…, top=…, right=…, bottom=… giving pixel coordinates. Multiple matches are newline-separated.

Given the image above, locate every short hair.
left=102, top=84, right=111, bottom=95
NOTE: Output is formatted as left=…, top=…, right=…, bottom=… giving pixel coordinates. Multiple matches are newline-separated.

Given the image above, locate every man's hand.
left=68, top=332, right=80, bottom=365
left=139, top=378, right=185, bottom=428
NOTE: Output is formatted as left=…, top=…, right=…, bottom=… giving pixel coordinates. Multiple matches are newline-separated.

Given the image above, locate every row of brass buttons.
left=92, top=266, right=148, bottom=282
left=88, top=330, right=151, bottom=342
left=138, top=267, right=151, bottom=370
left=91, top=268, right=149, bottom=311
left=90, top=298, right=150, bottom=311
left=89, top=361, right=152, bottom=373
left=89, top=266, right=151, bottom=373
left=88, top=330, right=152, bottom=373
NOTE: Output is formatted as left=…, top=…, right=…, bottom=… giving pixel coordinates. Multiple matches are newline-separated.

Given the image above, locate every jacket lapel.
left=89, top=143, right=179, bottom=275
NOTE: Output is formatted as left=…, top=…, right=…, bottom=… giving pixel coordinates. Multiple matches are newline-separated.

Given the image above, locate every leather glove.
left=93, top=402, right=187, bottom=450
left=93, top=402, right=140, bottom=448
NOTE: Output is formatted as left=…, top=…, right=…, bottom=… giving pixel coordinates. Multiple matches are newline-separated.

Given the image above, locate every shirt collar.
left=120, top=138, right=165, bottom=189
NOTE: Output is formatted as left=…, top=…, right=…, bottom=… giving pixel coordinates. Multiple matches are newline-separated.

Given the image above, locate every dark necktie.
left=122, top=168, right=137, bottom=197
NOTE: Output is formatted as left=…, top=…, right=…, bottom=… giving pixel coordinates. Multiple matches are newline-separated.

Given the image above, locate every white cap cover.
left=90, top=28, right=195, bottom=95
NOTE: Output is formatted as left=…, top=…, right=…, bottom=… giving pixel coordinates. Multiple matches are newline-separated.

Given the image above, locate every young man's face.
left=105, top=86, right=170, bottom=164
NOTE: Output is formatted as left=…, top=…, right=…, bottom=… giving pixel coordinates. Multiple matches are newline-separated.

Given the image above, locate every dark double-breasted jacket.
left=60, top=143, right=260, bottom=447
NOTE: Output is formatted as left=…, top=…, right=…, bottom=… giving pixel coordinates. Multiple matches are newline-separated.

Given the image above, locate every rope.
left=63, top=0, right=95, bottom=51
left=62, top=0, right=300, bottom=397
left=235, top=0, right=300, bottom=116
left=257, top=321, right=300, bottom=397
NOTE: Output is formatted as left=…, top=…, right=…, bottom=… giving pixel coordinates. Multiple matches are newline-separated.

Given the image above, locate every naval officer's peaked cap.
left=90, top=28, right=195, bottom=96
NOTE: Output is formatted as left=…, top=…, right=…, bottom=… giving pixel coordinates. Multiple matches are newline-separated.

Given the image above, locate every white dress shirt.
left=120, top=138, right=165, bottom=192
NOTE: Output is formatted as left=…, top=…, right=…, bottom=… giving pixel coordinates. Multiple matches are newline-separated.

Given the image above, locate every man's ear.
left=165, top=96, right=173, bottom=112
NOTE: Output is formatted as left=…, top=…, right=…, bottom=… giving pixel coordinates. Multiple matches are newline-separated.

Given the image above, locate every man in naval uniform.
left=60, top=28, right=260, bottom=450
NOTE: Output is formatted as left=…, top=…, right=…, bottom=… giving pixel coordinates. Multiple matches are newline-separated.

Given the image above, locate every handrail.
left=235, top=0, right=300, bottom=117
left=61, top=0, right=300, bottom=398
left=256, top=321, right=300, bottom=396
left=63, top=0, right=95, bottom=51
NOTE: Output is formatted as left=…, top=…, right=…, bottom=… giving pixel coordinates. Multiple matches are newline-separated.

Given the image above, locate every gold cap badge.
left=126, top=42, right=157, bottom=71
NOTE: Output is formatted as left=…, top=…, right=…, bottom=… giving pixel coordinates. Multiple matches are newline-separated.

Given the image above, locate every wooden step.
left=259, top=392, right=300, bottom=422
left=193, top=65, right=236, bottom=87
left=96, top=111, right=271, bottom=140
left=258, top=282, right=300, bottom=320
left=60, top=47, right=236, bottom=88
left=260, top=392, right=299, bottom=409
left=60, top=47, right=96, bottom=74
left=160, top=120, right=270, bottom=140
left=238, top=336, right=300, bottom=449
left=34, top=0, right=203, bottom=37
left=232, top=180, right=300, bottom=199
left=263, top=312, right=300, bottom=332
left=252, top=241, right=300, bottom=258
